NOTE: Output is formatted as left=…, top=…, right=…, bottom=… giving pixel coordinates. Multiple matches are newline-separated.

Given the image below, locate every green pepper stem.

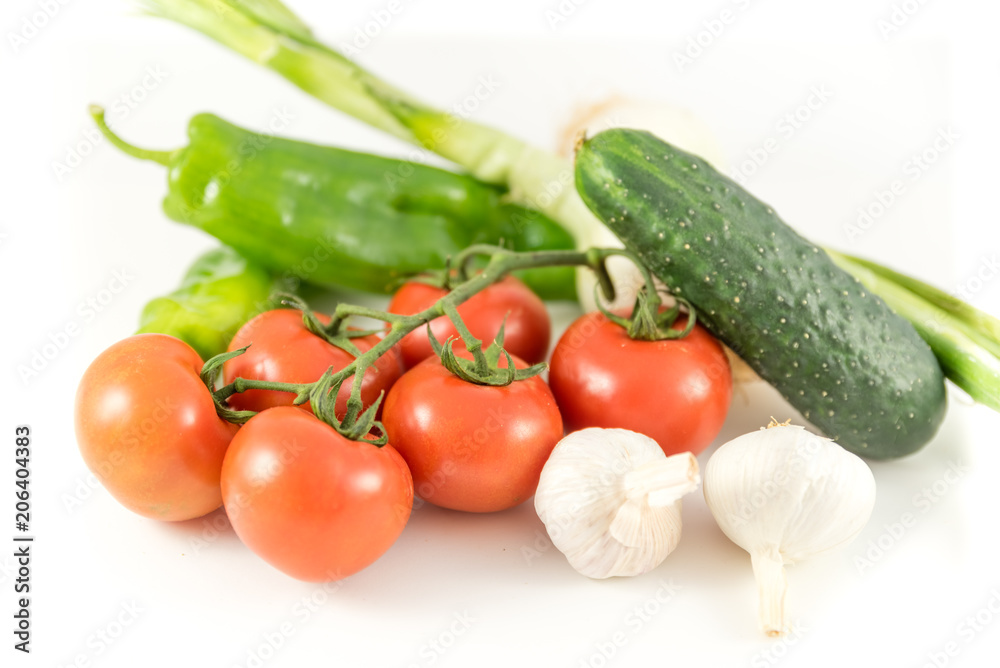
left=141, top=0, right=597, bottom=241
left=89, top=105, right=177, bottom=166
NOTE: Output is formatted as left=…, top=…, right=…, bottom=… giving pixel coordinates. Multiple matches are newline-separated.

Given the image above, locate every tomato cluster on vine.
left=75, top=263, right=732, bottom=582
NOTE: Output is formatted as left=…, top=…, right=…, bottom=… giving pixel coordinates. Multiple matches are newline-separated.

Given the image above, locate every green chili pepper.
left=137, top=245, right=285, bottom=360
left=90, top=106, right=576, bottom=300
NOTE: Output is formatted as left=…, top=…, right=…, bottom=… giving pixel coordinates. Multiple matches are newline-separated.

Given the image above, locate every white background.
left=2, top=0, right=1000, bottom=666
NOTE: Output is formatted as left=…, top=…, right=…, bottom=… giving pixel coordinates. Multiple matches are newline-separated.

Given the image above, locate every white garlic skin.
left=704, top=425, right=875, bottom=561
left=703, top=424, right=876, bottom=635
left=534, top=428, right=699, bottom=579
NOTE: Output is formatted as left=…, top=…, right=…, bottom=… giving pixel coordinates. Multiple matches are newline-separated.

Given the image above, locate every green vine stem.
left=202, top=245, right=691, bottom=444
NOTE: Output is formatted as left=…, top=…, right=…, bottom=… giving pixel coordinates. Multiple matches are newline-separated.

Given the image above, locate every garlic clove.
left=624, top=452, right=701, bottom=507
left=608, top=497, right=684, bottom=554
left=535, top=428, right=700, bottom=579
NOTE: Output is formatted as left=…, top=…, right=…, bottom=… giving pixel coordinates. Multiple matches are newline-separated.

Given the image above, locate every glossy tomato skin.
left=381, top=353, right=563, bottom=512
left=223, top=309, right=402, bottom=415
left=387, top=276, right=551, bottom=368
left=549, top=312, right=732, bottom=457
left=74, top=334, right=239, bottom=521
left=221, top=407, right=413, bottom=582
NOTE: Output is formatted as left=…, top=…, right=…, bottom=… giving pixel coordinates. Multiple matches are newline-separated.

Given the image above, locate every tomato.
left=74, top=334, right=239, bottom=521
left=387, top=276, right=551, bottom=368
left=548, top=312, right=732, bottom=457
left=381, top=352, right=563, bottom=512
left=223, top=309, right=402, bottom=415
left=221, top=407, right=412, bottom=581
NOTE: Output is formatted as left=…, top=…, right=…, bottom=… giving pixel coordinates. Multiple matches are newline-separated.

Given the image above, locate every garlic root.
left=751, top=548, right=789, bottom=637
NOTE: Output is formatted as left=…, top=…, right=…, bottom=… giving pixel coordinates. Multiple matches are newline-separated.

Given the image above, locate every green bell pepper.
left=137, top=245, right=285, bottom=360
left=91, top=106, right=576, bottom=300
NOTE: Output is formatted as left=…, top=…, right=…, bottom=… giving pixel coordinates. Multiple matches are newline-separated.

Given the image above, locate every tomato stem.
left=586, top=248, right=699, bottom=342
left=214, top=377, right=313, bottom=402
left=209, top=245, right=669, bottom=442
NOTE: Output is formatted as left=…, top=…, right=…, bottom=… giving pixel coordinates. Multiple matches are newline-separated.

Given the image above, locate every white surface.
left=2, top=0, right=1000, bottom=666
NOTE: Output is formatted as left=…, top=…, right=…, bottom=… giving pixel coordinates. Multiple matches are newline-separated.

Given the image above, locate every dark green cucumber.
left=575, top=128, right=947, bottom=459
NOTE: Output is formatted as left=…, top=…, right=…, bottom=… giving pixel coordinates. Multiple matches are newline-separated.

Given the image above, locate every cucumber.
left=575, top=129, right=946, bottom=459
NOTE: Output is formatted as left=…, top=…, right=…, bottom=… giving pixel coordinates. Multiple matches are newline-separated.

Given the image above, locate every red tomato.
left=221, top=407, right=413, bottom=581
left=223, top=309, right=402, bottom=416
left=548, top=312, right=732, bottom=457
left=74, top=334, right=239, bottom=521
left=381, top=353, right=563, bottom=512
left=387, top=276, right=551, bottom=369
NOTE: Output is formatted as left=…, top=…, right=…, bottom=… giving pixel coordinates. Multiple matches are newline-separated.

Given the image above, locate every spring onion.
left=140, top=0, right=1000, bottom=414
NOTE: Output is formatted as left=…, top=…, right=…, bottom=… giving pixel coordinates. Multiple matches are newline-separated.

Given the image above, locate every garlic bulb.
left=534, top=428, right=700, bottom=579
left=703, top=422, right=876, bottom=636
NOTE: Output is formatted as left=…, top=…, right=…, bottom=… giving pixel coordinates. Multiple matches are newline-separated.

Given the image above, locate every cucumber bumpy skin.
left=575, top=129, right=946, bottom=459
